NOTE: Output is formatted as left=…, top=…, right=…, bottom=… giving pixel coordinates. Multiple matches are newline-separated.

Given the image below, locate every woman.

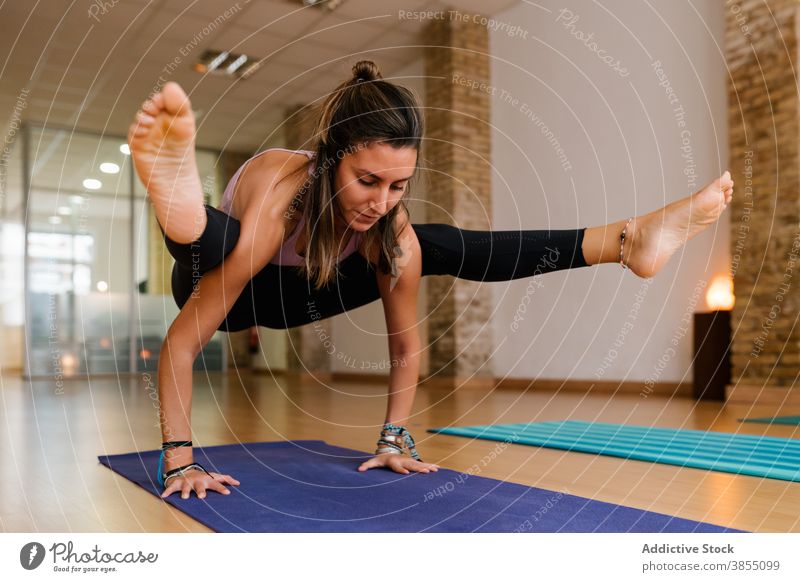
left=128, top=61, right=733, bottom=500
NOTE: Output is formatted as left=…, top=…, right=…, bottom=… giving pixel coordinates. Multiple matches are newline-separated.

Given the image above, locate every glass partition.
left=0, top=135, right=26, bottom=371
left=23, top=125, right=225, bottom=377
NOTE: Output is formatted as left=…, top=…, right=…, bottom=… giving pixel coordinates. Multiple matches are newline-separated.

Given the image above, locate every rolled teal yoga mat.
left=428, top=421, right=800, bottom=483
left=740, top=416, right=800, bottom=426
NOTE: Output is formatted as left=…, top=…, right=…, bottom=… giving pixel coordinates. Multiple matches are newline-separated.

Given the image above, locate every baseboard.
left=251, top=369, right=333, bottom=383
left=327, top=371, right=690, bottom=396
left=329, top=371, right=390, bottom=384
left=726, top=383, right=800, bottom=405
left=495, top=377, right=691, bottom=397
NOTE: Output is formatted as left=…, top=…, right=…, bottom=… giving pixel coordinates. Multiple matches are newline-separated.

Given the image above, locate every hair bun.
left=352, top=60, right=381, bottom=83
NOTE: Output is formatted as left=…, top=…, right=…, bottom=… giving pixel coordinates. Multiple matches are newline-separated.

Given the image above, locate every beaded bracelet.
left=619, top=217, right=633, bottom=269
left=157, top=440, right=193, bottom=489
left=375, top=423, right=423, bottom=462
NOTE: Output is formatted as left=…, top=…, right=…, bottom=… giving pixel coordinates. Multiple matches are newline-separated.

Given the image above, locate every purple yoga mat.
left=98, top=440, right=742, bottom=533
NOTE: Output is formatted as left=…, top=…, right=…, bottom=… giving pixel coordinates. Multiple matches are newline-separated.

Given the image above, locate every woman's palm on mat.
left=358, top=453, right=440, bottom=475
left=159, top=455, right=438, bottom=499
left=161, top=470, right=241, bottom=500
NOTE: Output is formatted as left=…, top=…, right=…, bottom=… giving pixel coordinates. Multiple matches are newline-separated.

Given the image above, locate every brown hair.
left=285, top=60, right=424, bottom=291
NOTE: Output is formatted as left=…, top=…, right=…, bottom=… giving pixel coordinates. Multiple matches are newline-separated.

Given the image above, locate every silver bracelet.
left=374, top=423, right=423, bottom=461
left=163, top=463, right=208, bottom=486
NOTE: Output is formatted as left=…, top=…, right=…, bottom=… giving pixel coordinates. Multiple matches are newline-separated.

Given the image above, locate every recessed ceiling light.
left=194, top=49, right=257, bottom=78
left=83, top=178, right=102, bottom=190
left=57, top=206, right=72, bottom=216
left=48, top=216, right=62, bottom=225
left=226, top=54, right=248, bottom=75
left=96, top=280, right=108, bottom=292
left=100, top=162, right=120, bottom=174
left=208, top=50, right=229, bottom=71
left=120, top=144, right=130, bottom=155
left=69, top=195, right=84, bottom=204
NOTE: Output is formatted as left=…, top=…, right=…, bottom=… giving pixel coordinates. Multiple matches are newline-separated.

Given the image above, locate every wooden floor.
left=1, top=370, right=799, bottom=532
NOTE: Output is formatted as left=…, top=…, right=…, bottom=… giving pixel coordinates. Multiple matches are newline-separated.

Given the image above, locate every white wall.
left=489, top=0, right=729, bottom=382
left=329, top=1, right=729, bottom=384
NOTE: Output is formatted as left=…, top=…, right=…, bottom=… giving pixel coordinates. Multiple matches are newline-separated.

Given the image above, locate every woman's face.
left=334, top=142, right=417, bottom=231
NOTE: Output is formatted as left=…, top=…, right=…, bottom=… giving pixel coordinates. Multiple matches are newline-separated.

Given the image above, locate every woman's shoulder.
left=245, top=148, right=312, bottom=181
left=232, top=149, right=311, bottom=220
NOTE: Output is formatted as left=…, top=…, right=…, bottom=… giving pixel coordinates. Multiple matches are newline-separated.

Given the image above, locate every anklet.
left=619, top=217, right=633, bottom=269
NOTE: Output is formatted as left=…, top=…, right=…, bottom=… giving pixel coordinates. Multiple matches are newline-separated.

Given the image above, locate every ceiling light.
left=120, top=144, right=130, bottom=155
left=226, top=54, right=248, bottom=75
left=48, top=216, right=62, bottom=225
left=69, top=195, right=85, bottom=204
left=83, top=178, right=102, bottom=190
left=57, top=206, right=72, bottom=216
left=194, top=49, right=256, bottom=78
left=100, top=162, right=120, bottom=174
left=207, top=50, right=229, bottom=72
left=96, top=280, right=108, bottom=292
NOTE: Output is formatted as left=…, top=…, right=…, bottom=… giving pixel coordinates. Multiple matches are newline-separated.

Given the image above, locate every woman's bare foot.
left=624, top=171, right=734, bottom=278
left=127, top=82, right=206, bottom=244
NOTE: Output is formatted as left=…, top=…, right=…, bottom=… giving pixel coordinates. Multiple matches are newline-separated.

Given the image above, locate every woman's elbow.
left=389, top=337, right=421, bottom=358
left=162, top=330, right=202, bottom=361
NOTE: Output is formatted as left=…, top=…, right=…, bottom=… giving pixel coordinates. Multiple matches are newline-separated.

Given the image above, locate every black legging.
left=161, top=205, right=590, bottom=331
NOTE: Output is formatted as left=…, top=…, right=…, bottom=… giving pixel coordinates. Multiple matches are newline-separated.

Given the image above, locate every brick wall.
left=423, top=13, right=494, bottom=385
left=726, top=0, right=800, bottom=401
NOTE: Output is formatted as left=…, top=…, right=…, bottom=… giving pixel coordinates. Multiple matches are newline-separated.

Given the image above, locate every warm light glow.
left=61, top=354, right=76, bottom=368
left=140, top=349, right=152, bottom=359
left=706, top=275, right=734, bottom=310
left=96, top=280, right=108, bottom=292
left=99, top=337, right=111, bottom=349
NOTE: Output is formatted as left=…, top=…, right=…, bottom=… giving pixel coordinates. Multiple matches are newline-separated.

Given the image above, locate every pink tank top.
left=218, top=147, right=363, bottom=266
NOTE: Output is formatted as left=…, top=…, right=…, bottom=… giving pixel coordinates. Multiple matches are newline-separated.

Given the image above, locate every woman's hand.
left=358, top=453, right=440, bottom=475
left=161, top=469, right=241, bottom=500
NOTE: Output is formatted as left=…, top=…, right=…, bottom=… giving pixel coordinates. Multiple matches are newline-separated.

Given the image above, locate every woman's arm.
left=357, top=208, right=439, bottom=475
left=158, top=161, right=301, bottom=496
left=376, top=209, right=423, bottom=426
left=157, top=241, right=265, bottom=470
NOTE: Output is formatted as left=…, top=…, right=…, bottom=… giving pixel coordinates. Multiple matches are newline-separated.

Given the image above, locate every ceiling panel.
left=300, top=12, right=387, bottom=48
left=207, top=24, right=295, bottom=57
left=233, top=0, right=326, bottom=31
left=333, top=0, right=433, bottom=20
left=152, top=0, right=255, bottom=20
left=1, top=0, right=520, bottom=153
